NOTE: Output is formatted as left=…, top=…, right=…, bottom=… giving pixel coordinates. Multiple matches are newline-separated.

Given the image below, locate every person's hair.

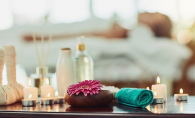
left=154, top=14, right=172, bottom=38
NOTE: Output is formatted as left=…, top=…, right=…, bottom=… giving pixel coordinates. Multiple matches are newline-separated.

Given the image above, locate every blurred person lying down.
left=0, top=12, right=190, bottom=83
left=23, top=12, right=172, bottom=41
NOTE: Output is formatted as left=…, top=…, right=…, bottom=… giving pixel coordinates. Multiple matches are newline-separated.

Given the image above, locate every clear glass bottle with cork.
left=74, top=36, right=94, bottom=83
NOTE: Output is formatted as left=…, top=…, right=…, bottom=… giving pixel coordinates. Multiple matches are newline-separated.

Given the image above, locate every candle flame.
left=28, top=78, right=31, bottom=87
left=47, top=93, right=50, bottom=98
left=55, top=91, right=58, bottom=97
left=154, top=91, right=157, bottom=96
left=157, top=76, right=160, bottom=84
left=46, top=78, right=49, bottom=85
left=29, top=94, right=32, bottom=99
left=146, top=87, right=150, bottom=90
left=180, top=88, right=183, bottom=94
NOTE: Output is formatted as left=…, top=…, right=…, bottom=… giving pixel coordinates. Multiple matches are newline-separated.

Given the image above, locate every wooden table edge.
left=0, top=111, right=194, bottom=118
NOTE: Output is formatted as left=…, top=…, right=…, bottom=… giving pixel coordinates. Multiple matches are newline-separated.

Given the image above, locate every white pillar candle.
left=152, top=76, right=167, bottom=102
left=23, top=78, right=38, bottom=102
left=41, top=78, right=54, bottom=98
left=174, top=88, right=188, bottom=101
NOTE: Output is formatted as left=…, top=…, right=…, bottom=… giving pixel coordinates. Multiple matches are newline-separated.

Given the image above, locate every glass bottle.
left=56, top=48, right=73, bottom=96
left=74, top=36, right=94, bottom=83
left=30, top=66, right=52, bottom=96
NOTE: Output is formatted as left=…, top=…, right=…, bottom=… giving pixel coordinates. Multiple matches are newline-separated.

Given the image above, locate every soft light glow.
left=55, top=91, right=58, bottom=97
left=157, top=76, right=160, bottom=84
left=55, top=105, right=59, bottom=112
left=146, top=87, right=150, bottom=90
left=46, top=78, right=49, bottom=85
left=154, top=109, right=157, bottom=113
left=28, top=78, right=31, bottom=87
left=47, top=93, right=50, bottom=98
left=29, top=94, right=32, bottom=99
left=180, top=102, right=183, bottom=112
left=146, top=105, right=150, bottom=111
left=180, top=88, right=183, bottom=94
left=48, top=106, right=51, bottom=112
left=177, top=30, right=193, bottom=44
left=154, top=91, right=157, bottom=96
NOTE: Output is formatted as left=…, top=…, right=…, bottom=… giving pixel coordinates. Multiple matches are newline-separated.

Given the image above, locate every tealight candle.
left=41, top=78, right=54, bottom=98
left=23, top=78, right=38, bottom=103
left=40, top=93, right=54, bottom=105
left=152, top=91, right=164, bottom=104
left=22, top=94, right=36, bottom=107
left=174, top=88, right=188, bottom=101
left=54, top=91, right=65, bottom=104
left=152, top=76, right=167, bottom=102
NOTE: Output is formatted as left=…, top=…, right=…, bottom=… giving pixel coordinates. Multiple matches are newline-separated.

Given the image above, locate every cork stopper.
left=76, top=36, right=86, bottom=51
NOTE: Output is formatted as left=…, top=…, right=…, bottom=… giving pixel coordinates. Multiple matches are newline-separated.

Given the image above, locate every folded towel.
left=115, top=88, right=153, bottom=108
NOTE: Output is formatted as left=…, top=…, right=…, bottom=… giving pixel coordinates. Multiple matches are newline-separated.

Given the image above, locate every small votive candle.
left=152, top=91, right=164, bottom=104
left=174, top=88, right=188, bottom=101
left=152, top=76, right=167, bottom=102
left=22, top=94, right=36, bottom=107
left=23, top=78, right=38, bottom=103
left=41, top=78, right=54, bottom=98
left=54, top=91, right=65, bottom=104
left=40, top=93, right=54, bottom=105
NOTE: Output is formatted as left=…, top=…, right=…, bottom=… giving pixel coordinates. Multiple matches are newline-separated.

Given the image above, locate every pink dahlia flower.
left=67, top=80, right=103, bottom=96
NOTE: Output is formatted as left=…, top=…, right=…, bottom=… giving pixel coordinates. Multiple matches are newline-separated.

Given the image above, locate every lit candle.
left=152, top=91, right=164, bottom=104
left=40, top=93, right=54, bottom=105
left=152, top=76, right=167, bottom=102
left=174, top=88, right=188, bottom=101
left=146, top=87, right=150, bottom=90
left=22, top=94, right=36, bottom=107
left=41, top=78, right=54, bottom=98
left=54, top=91, right=65, bottom=104
left=23, top=78, right=38, bottom=103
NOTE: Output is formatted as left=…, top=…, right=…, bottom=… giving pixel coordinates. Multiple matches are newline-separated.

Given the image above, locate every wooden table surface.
left=0, top=96, right=195, bottom=118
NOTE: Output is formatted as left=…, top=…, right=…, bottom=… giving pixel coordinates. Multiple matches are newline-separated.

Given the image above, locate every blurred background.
left=1, top=0, right=195, bottom=96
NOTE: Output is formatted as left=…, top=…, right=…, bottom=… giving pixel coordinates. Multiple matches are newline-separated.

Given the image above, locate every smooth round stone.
left=65, top=90, right=113, bottom=107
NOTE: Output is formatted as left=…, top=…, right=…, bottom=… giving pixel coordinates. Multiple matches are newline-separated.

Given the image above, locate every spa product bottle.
left=74, top=36, right=94, bottom=83
left=56, top=48, right=73, bottom=96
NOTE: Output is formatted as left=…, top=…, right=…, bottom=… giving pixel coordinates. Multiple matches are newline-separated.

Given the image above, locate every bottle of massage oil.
left=74, top=36, right=94, bottom=83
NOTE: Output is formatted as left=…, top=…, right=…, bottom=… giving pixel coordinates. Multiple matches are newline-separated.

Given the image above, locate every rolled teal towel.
left=115, top=88, right=154, bottom=108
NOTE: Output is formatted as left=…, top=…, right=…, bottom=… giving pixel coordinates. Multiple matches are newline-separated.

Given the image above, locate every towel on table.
left=115, top=88, right=153, bottom=108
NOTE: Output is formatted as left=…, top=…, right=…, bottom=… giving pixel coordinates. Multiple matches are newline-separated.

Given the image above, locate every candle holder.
left=152, top=98, right=164, bottom=104
left=54, top=91, right=65, bottom=104
left=54, top=97, right=65, bottom=104
left=174, top=95, right=188, bottom=101
left=22, top=99, right=36, bottom=107
left=174, top=88, right=188, bottom=101
left=40, top=98, right=54, bottom=105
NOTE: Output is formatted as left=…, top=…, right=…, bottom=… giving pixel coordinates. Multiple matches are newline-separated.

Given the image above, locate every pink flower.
left=67, top=80, right=103, bottom=96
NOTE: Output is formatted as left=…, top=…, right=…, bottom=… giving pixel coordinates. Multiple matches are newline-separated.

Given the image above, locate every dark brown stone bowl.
left=65, top=90, right=113, bottom=107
